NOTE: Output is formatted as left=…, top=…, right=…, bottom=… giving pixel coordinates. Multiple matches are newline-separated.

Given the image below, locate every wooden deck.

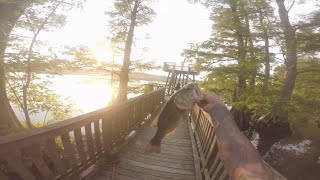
left=94, top=120, right=196, bottom=180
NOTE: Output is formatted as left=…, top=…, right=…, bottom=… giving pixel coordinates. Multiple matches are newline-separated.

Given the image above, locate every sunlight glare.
left=50, top=75, right=115, bottom=115
left=92, top=41, right=113, bottom=63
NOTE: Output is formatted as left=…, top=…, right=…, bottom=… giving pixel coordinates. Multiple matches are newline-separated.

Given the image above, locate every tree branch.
left=23, top=13, right=36, bottom=35
left=5, top=77, right=24, bottom=111
left=286, top=1, right=295, bottom=13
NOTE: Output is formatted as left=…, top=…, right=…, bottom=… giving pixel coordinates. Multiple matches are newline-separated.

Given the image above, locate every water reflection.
left=50, top=74, right=113, bottom=114
left=13, top=74, right=156, bottom=124
left=13, top=74, right=115, bottom=123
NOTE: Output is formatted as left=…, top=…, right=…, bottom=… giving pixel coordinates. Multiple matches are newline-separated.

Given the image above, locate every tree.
left=0, top=0, right=35, bottom=134
left=107, top=0, right=156, bottom=102
left=186, top=0, right=320, bottom=155
left=0, top=0, right=82, bottom=132
left=9, top=0, right=66, bottom=128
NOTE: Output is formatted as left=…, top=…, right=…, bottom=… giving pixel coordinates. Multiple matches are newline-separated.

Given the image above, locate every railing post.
left=102, top=113, right=113, bottom=155
left=194, top=108, right=202, bottom=133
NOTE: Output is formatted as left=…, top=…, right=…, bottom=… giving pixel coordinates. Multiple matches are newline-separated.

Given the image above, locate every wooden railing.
left=190, top=106, right=229, bottom=180
left=0, top=87, right=165, bottom=180
left=189, top=106, right=287, bottom=180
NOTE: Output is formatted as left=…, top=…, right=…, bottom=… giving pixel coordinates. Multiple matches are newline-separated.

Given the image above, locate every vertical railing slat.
left=203, top=125, right=215, bottom=156
left=85, top=124, right=95, bottom=158
left=212, top=161, right=224, bottom=178
left=94, top=120, right=102, bottom=154
left=202, top=135, right=217, bottom=171
left=218, top=170, right=228, bottom=180
left=74, top=128, right=87, bottom=163
left=46, top=138, right=67, bottom=175
left=61, top=133, right=77, bottom=168
left=208, top=151, right=221, bottom=175
left=102, top=115, right=112, bottom=155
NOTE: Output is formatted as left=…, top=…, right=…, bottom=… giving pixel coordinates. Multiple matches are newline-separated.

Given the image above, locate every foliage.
left=106, top=0, right=157, bottom=101
left=7, top=74, right=74, bottom=125
left=3, top=0, right=83, bottom=128
left=290, top=59, right=320, bottom=137
left=185, top=0, right=320, bottom=138
left=106, top=0, right=156, bottom=52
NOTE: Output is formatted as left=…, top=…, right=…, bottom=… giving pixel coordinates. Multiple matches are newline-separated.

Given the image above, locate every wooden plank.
left=119, top=158, right=194, bottom=175
left=188, top=119, right=202, bottom=180
left=208, top=153, right=221, bottom=175
left=111, top=162, right=195, bottom=180
left=199, top=120, right=210, bottom=146
left=94, top=120, right=102, bottom=153
left=4, top=153, right=37, bottom=180
left=46, top=138, right=67, bottom=175
left=85, top=124, right=95, bottom=157
left=193, top=109, right=201, bottom=130
left=197, top=116, right=206, bottom=147
left=218, top=170, right=228, bottom=180
left=114, top=167, right=170, bottom=180
left=0, top=88, right=165, bottom=155
left=102, top=115, right=112, bottom=154
left=61, top=133, right=78, bottom=168
left=120, top=152, right=194, bottom=165
left=121, top=147, right=194, bottom=162
left=130, top=104, right=135, bottom=129
left=212, top=161, right=224, bottom=179
left=142, top=134, right=190, bottom=140
left=74, top=128, right=87, bottom=163
left=202, top=126, right=214, bottom=157
left=263, top=161, right=288, bottom=180
left=129, top=141, right=193, bottom=153
left=142, top=130, right=190, bottom=137
left=128, top=146, right=193, bottom=159
left=202, top=135, right=217, bottom=171
left=119, top=153, right=195, bottom=170
left=99, top=171, right=141, bottom=180
left=204, top=169, right=210, bottom=180
left=119, top=109, right=125, bottom=136
left=136, top=101, right=142, bottom=126
left=194, top=130, right=206, bottom=165
left=23, top=144, right=54, bottom=179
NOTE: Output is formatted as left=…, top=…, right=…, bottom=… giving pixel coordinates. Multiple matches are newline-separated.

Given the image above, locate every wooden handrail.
left=189, top=105, right=287, bottom=180
left=0, top=87, right=165, bottom=180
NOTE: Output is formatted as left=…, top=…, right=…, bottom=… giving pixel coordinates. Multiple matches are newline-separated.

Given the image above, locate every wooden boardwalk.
left=94, top=120, right=196, bottom=180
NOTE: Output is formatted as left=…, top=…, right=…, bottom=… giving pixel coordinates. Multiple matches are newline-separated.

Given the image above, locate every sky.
left=39, top=0, right=318, bottom=67
left=40, top=0, right=212, bottom=65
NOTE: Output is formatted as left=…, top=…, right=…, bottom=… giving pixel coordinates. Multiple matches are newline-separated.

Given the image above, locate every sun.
left=92, top=41, right=113, bottom=63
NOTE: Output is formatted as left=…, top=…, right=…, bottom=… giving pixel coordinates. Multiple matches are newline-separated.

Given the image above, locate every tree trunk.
left=228, top=0, right=251, bottom=131
left=230, top=0, right=247, bottom=98
left=117, top=0, right=140, bottom=102
left=0, top=1, right=33, bottom=134
left=255, top=0, right=297, bottom=155
left=242, top=6, right=258, bottom=90
left=258, top=8, right=270, bottom=93
left=22, top=2, right=62, bottom=128
left=276, top=0, right=297, bottom=102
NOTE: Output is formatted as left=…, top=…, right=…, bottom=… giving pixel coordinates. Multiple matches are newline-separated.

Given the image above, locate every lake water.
left=13, top=74, right=146, bottom=123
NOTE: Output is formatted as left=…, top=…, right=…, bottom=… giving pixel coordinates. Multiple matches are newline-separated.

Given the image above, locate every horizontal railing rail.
left=190, top=105, right=287, bottom=180
left=0, top=87, right=165, bottom=180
